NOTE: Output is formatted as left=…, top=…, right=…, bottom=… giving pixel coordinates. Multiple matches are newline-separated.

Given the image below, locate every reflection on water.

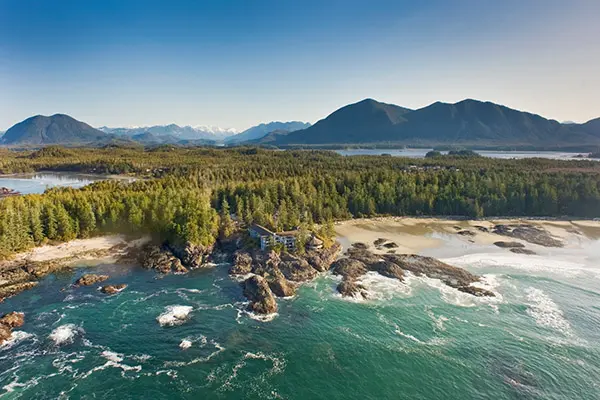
left=0, top=172, right=105, bottom=195
left=335, top=148, right=585, bottom=160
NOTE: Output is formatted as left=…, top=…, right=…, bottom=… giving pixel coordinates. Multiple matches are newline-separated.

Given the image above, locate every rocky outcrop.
left=266, top=270, right=296, bottom=297
left=141, top=245, right=189, bottom=274
left=75, top=274, right=109, bottom=287
left=494, top=241, right=525, bottom=248
left=229, top=251, right=253, bottom=275
left=305, top=242, right=341, bottom=272
left=331, top=258, right=368, bottom=280
left=0, top=312, right=24, bottom=345
left=170, top=242, right=214, bottom=269
left=101, top=284, right=127, bottom=294
left=510, top=248, right=537, bottom=255
left=278, top=254, right=318, bottom=282
left=0, top=282, right=38, bottom=302
left=372, top=260, right=404, bottom=281
left=243, top=276, right=277, bottom=314
left=230, top=244, right=342, bottom=312
left=493, top=224, right=563, bottom=247
left=337, top=279, right=368, bottom=299
left=383, top=254, right=494, bottom=297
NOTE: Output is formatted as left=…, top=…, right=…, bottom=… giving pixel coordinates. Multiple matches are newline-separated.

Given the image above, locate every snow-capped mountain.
left=98, top=124, right=238, bottom=141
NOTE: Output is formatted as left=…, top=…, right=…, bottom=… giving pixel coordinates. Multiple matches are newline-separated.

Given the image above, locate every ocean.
left=1, top=233, right=600, bottom=399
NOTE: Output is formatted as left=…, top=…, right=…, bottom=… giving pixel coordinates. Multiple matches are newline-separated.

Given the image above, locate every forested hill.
left=1, top=146, right=599, bottom=259
left=1, top=114, right=107, bottom=146
left=265, top=99, right=600, bottom=148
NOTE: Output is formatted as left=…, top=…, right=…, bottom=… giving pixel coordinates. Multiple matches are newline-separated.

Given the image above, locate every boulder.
left=242, top=276, right=277, bottom=314
left=141, top=245, right=189, bottom=274
left=382, top=242, right=399, bottom=248
left=171, top=242, right=214, bottom=269
left=75, top=274, right=109, bottom=287
left=458, top=286, right=495, bottom=297
left=493, top=224, right=563, bottom=247
left=510, top=248, right=537, bottom=255
left=171, top=258, right=188, bottom=274
left=0, top=282, right=38, bottom=302
left=331, top=258, right=368, bottom=280
left=351, top=242, right=369, bottom=250
left=229, top=251, right=253, bottom=275
left=305, top=242, right=341, bottom=272
left=374, top=238, right=389, bottom=246
left=278, top=254, right=318, bottom=282
left=0, top=312, right=25, bottom=345
left=345, top=248, right=381, bottom=265
left=371, top=261, right=404, bottom=281
left=494, top=241, right=525, bottom=249
left=267, top=271, right=296, bottom=297
left=0, top=312, right=24, bottom=328
left=100, top=284, right=128, bottom=295
left=457, top=230, right=476, bottom=237
left=337, top=279, right=368, bottom=299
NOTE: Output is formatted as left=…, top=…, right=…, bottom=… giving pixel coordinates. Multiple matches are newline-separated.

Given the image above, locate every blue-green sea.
left=1, top=232, right=600, bottom=399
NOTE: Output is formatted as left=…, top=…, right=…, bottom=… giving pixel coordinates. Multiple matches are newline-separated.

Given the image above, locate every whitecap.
left=164, top=340, right=225, bottom=367
left=77, top=350, right=142, bottom=380
left=0, top=331, right=35, bottom=350
left=525, top=287, right=573, bottom=337
left=156, top=305, right=193, bottom=327
left=355, top=271, right=412, bottom=301
left=49, top=324, right=83, bottom=346
left=179, top=340, right=192, bottom=350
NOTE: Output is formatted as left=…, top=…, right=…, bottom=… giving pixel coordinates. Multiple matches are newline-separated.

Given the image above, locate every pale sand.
left=15, top=235, right=150, bottom=263
left=335, top=217, right=600, bottom=254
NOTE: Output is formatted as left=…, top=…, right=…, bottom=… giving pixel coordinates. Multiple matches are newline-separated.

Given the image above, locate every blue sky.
left=1, top=0, right=599, bottom=130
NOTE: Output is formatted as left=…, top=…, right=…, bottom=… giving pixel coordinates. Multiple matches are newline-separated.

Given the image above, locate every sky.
left=1, top=0, right=599, bottom=131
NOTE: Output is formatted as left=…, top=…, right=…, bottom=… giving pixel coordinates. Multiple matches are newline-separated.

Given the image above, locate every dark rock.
left=510, top=248, right=537, bottom=255
left=457, top=286, right=495, bottom=297
left=475, top=225, right=489, bottom=233
left=351, top=242, right=369, bottom=250
left=371, top=261, right=404, bottom=281
left=337, top=279, right=368, bottom=299
left=75, top=274, right=109, bottom=287
left=266, top=270, right=296, bottom=297
left=374, top=238, right=389, bottom=246
left=0, top=312, right=25, bottom=329
left=331, top=258, right=368, bottom=279
left=230, top=251, right=253, bottom=275
left=457, top=230, right=476, bottom=237
left=382, top=254, right=493, bottom=296
left=242, top=276, right=277, bottom=314
left=171, top=258, right=188, bottom=274
left=493, top=224, right=563, bottom=247
left=345, top=247, right=381, bottom=265
left=278, top=254, right=318, bottom=282
left=100, top=284, right=127, bottom=295
left=171, top=242, right=214, bottom=269
left=494, top=241, right=525, bottom=248
left=305, top=242, right=341, bottom=272
left=0, top=312, right=25, bottom=345
left=382, top=242, right=399, bottom=248
left=141, top=245, right=189, bottom=274
left=0, top=282, right=38, bottom=302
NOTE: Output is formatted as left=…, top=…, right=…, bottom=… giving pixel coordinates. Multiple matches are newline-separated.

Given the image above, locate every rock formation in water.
left=492, top=224, right=563, bottom=247
left=230, top=244, right=342, bottom=314
left=0, top=312, right=25, bottom=345
left=332, top=243, right=494, bottom=299
left=243, top=275, right=278, bottom=314
left=74, top=274, right=109, bottom=287
left=101, top=284, right=128, bottom=294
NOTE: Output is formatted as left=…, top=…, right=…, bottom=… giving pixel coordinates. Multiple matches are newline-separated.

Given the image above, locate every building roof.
left=249, top=224, right=274, bottom=236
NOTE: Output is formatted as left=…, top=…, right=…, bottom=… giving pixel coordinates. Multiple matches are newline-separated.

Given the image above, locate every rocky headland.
left=0, top=311, right=25, bottom=345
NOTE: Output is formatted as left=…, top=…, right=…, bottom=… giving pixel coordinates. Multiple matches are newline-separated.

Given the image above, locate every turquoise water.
left=1, top=234, right=600, bottom=399
left=0, top=173, right=104, bottom=195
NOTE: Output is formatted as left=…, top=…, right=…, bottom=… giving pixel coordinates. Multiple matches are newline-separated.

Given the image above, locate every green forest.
left=1, top=146, right=600, bottom=259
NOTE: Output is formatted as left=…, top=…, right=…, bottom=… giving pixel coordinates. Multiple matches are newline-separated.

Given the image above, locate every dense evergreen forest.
left=1, top=146, right=600, bottom=259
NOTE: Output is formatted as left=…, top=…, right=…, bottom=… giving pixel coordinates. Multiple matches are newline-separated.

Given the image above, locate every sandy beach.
left=335, top=217, right=600, bottom=254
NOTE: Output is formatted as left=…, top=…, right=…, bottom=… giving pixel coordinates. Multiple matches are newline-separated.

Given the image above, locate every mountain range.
left=261, top=99, right=600, bottom=148
left=2, top=99, right=599, bottom=149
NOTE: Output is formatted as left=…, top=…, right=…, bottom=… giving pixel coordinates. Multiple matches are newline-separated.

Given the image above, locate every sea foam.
left=156, top=305, right=193, bottom=327
left=525, top=287, right=573, bottom=337
left=49, top=324, right=83, bottom=346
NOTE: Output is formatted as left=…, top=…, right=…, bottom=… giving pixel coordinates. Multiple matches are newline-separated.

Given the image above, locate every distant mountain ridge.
left=264, top=99, right=600, bottom=148
left=0, top=114, right=106, bottom=145
left=225, top=121, right=311, bottom=144
left=99, top=124, right=237, bottom=141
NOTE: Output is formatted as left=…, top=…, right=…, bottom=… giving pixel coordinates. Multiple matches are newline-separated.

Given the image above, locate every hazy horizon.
left=1, top=0, right=599, bottom=131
